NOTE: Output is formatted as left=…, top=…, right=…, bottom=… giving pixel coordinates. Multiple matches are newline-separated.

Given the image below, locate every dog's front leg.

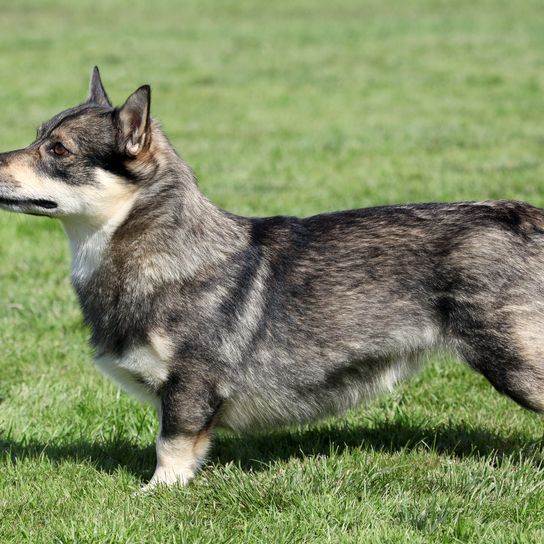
left=143, top=378, right=218, bottom=491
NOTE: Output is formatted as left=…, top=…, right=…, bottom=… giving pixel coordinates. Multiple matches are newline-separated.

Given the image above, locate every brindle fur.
left=1, top=68, right=544, bottom=488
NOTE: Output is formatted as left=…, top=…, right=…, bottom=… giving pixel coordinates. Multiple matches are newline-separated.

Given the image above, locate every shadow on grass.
left=1, top=420, right=543, bottom=479
left=213, top=421, right=544, bottom=471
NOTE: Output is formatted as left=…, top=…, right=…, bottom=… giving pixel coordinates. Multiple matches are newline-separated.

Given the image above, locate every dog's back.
left=80, top=191, right=544, bottom=431
left=194, top=201, right=544, bottom=429
left=2, top=69, right=544, bottom=488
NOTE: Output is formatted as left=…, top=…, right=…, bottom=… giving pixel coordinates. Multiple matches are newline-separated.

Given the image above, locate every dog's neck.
left=62, top=194, right=137, bottom=287
left=61, top=134, right=246, bottom=291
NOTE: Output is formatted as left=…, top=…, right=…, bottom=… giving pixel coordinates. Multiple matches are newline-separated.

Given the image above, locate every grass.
left=1, top=0, right=544, bottom=541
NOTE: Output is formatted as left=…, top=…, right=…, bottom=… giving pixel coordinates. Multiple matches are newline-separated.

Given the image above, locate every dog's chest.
left=93, top=345, right=171, bottom=407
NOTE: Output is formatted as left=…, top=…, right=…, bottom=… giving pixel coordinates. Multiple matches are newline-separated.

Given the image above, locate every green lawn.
left=1, top=0, right=544, bottom=542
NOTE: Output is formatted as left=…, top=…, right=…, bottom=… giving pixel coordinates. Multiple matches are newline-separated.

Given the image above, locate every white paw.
left=139, top=466, right=194, bottom=494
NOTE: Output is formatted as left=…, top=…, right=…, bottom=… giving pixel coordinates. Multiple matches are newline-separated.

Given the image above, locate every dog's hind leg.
left=454, top=303, right=544, bottom=413
left=143, top=375, right=221, bottom=490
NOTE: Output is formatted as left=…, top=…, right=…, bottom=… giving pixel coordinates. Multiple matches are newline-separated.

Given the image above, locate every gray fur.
left=1, top=69, right=544, bottom=487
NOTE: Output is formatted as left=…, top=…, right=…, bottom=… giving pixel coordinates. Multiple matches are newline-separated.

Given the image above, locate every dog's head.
left=0, top=67, right=154, bottom=225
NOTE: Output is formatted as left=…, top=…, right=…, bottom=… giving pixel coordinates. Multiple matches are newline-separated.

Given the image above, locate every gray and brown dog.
left=1, top=67, right=544, bottom=489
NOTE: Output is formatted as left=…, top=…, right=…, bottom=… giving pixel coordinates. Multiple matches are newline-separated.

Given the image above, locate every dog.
left=1, top=67, right=544, bottom=489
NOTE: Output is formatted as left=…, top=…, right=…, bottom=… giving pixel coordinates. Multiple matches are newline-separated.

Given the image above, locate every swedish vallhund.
left=1, top=67, right=544, bottom=490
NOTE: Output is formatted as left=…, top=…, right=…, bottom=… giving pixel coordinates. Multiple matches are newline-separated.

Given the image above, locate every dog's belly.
left=94, top=346, right=170, bottom=409
left=219, top=356, right=420, bottom=432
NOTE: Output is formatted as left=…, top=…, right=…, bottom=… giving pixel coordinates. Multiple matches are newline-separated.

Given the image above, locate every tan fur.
left=5, top=158, right=139, bottom=226
left=6, top=160, right=65, bottom=200
left=149, top=329, right=175, bottom=361
left=512, top=306, right=544, bottom=410
left=193, top=430, right=212, bottom=463
left=145, top=435, right=199, bottom=489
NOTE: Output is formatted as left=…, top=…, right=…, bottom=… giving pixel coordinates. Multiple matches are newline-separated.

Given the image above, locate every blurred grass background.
left=1, top=0, right=544, bottom=542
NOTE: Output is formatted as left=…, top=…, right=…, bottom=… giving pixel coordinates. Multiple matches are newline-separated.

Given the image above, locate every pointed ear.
left=115, top=85, right=151, bottom=157
left=87, top=66, right=112, bottom=107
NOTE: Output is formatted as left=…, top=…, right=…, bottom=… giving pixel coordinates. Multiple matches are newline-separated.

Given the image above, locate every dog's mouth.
left=0, top=196, right=58, bottom=210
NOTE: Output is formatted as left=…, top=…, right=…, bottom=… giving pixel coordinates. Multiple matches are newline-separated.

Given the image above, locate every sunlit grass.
left=1, top=0, right=544, bottom=541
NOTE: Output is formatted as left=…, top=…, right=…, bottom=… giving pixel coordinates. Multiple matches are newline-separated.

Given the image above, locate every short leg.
left=454, top=303, right=544, bottom=413
left=146, top=431, right=211, bottom=488
left=143, top=375, right=220, bottom=490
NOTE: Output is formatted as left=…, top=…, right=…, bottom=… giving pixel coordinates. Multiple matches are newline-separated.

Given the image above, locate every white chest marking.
left=67, top=226, right=111, bottom=285
left=61, top=169, right=139, bottom=286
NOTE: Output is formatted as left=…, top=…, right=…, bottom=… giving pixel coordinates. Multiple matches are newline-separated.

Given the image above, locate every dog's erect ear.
left=115, top=85, right=151, bottom=157
left=87, top=66, right=112, bottom=107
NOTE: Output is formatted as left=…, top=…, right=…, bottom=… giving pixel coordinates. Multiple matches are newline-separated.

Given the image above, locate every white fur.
left=61, top=169, right=138, bottom=285
left=64, top=221, right=114, bottom=285
left=0, top=166, right=137, bottom=285
left=144, top=435, right=199, bottom=490
left=0, top=166, right=82, bottom=215
left=94, top=343, right=170, bottom=409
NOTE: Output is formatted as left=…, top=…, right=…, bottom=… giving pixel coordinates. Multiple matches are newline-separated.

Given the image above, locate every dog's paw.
left=137, top=467, right=194, bottom=495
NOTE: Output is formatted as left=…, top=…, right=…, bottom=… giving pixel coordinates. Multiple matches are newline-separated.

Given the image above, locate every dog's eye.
left=50, top=142, right=69, bottom=157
